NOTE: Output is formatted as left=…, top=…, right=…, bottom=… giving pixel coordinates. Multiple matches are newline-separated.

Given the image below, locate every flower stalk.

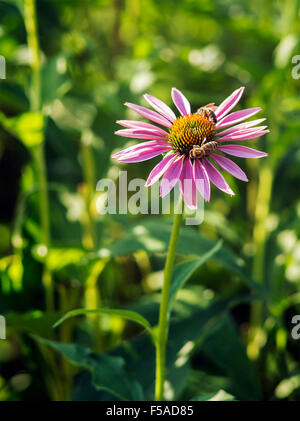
left=155, top=197, right=182, bottom=401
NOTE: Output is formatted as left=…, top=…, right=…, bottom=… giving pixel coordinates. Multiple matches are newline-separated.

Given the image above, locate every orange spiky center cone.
left=168, top=113, right=215, bottom=155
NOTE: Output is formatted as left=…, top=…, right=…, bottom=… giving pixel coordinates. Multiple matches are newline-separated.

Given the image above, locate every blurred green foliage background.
left=0, top=0, right=300, bottom=401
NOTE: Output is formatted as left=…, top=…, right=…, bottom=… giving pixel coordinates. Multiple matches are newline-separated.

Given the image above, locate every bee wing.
left=204, top=103, right=215, bottom=108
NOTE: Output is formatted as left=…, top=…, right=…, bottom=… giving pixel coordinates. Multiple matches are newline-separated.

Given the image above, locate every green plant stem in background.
left=155, top=197, right=183, bottom=401
left=248, top=162, right=274, bottom=361
left=24, top=0, right=41, bottom=111
left=249, top=103, right=279, bottom=360
left=80, top=131, right=103, bottom=349
left=251, top=164, right=274, bottom=325
left=24, top=0, right=53, bottom=310
left=80, top=132, right=97, bottom=251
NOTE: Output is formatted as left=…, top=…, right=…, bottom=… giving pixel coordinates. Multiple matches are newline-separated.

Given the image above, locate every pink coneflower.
left=112, top=87, right=268, bottom=208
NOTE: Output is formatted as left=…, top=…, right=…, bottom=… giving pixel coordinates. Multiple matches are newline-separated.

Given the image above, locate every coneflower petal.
left=216, top=108, right=261, bottom=129
left=216, top=118, right=266, bottom=136
left=116, top=147, right=172, bottom=163
left=179, top=159, right=197, bottom=209
left=125, top=102, right=172, bottom=128
left=116, top=120, right=169, bottom=136
left=193, top=159, right=211, bottom=202
left=115, top=128, right=168, bottom=140
left=145, top=153, right=178, bottom=187
left=217, top=144, right=268, bottom=158
left=171, top=88, right=191, bottom=116
left=112, top=140, right=170, bottom=157
left=202, top=158, right=235, bottom=196
left=144, top=94, right=177, bottom=122
left=216, top=128, right=269, bottom=142
left=210, top=153, right=248, bottom=182
left=112, top=140, right=172, bottom=162
left=215, top=87, right=244, bottom=120
left=160, top=155, right=184, bottom=197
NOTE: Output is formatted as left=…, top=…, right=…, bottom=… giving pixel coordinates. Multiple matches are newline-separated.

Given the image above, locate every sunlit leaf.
left=274, top=372, right=300, bottom=399
left=0, top=111, right=44, bottom=147
left=168, top=240, right=223, bottom=311
left=53, top=307, right=154, bottom=338
left=34, top=247, right=86, bottom=271
left=191, top=389, right=237, bottom=401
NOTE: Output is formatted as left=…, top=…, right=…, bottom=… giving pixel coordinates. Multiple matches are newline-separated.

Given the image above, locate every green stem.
left=33, top=145, right=53, bottom=310
left=24, top=0, right=41, bottom=111
left=250, top=164, right=273, bottom=325
left=24, top=0, right=53, bottom=310
left=80, top=132, right=103, bottom=349
left=155, top=197, right=182, bottom=401
left=248, top=163, right=274, bottom=360
left=80, top=133, right=97, bottom=250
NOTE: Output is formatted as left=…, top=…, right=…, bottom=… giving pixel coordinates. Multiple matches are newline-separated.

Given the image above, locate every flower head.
left=113, top=87, right=268, bottom=208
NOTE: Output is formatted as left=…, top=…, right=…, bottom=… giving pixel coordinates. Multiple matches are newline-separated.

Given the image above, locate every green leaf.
left=33, top=336, right=144, bottom=401
left=53, top=308, right=153, bottom=338
left=168, top=240, right=223, bottom=311
left=33, top=247, right=86, bottom=271
left=113, top=298, right=228, bottom=400
left=0, top=111, right=44, bottom=148
left=6, top=311, right=62, bottom=338
left=7, top=0, right=24, bottom=16
left=187, top=370, right=229, bottom=399
left=112, top=289, right=262, bottom=400
left=191, top=389, right=237, bottom=401
left=42, top=55, right=71, bottom=104
left=97, top=220, right=266, bottom=296
left=199, top=314, right=262, bottom=401
left=274, top=372, right=300, bottom=399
